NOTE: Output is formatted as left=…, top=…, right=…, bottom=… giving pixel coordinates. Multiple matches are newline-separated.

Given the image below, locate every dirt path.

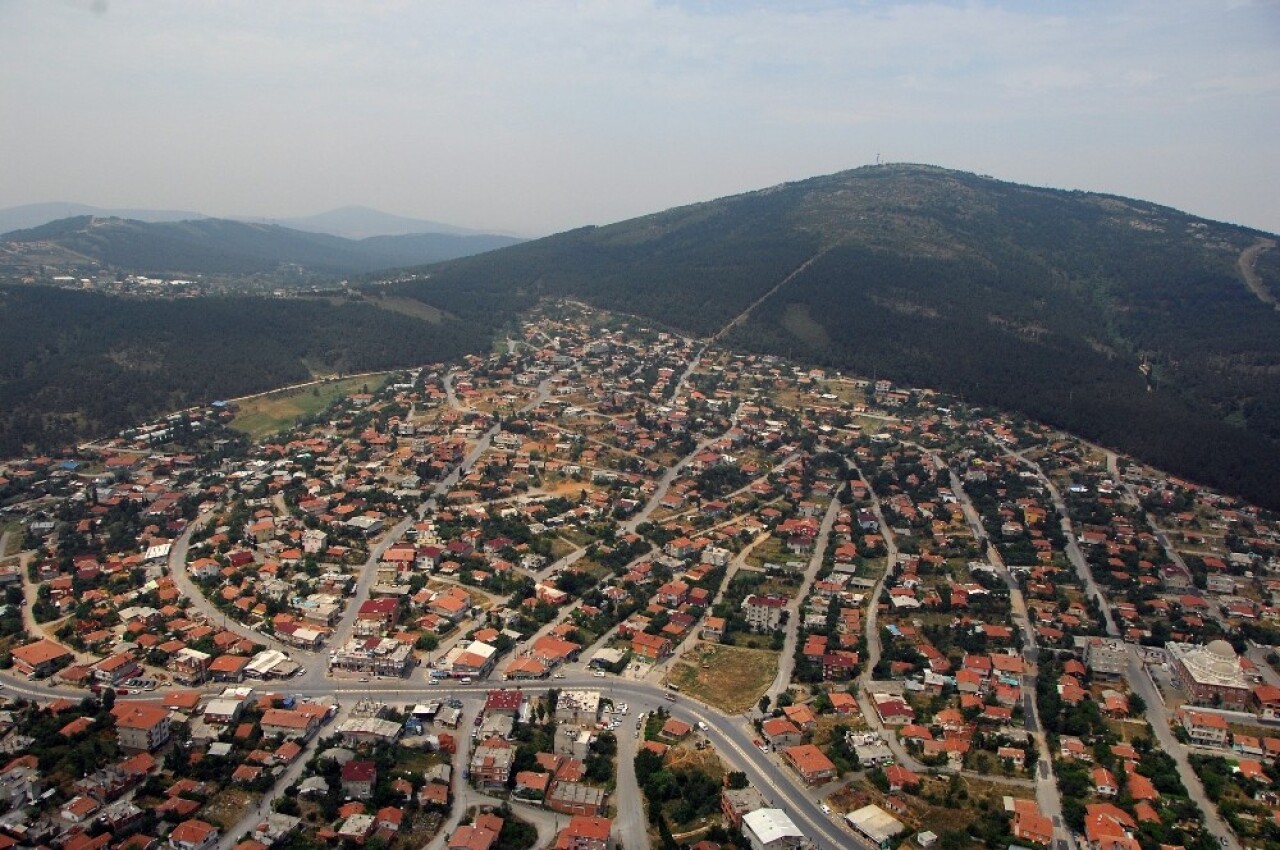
left=1238, top=237, right=1277, bottom=308
left=710, top=248, right=832, bottom=343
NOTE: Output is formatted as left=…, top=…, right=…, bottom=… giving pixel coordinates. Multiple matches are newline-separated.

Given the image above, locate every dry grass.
left=231, top=375, right=388, bottom=440
left=201, top=788, right=259, bottom=831
left=666, top=643, right=779, bottom=714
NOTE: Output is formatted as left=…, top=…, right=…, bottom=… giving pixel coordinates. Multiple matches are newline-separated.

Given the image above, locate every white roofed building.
left=741, top=808, right=805, bottom=850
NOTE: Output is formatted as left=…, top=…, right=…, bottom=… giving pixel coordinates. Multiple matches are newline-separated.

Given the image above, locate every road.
left=941, top=461, right=1065, bottom=844
left=767, top=493, right=843, bottom=702
left=1004, top=448, right=1119, bottom=637
left=1007, top=443, right=1240, bottom=850
left=1126, top=650, right=1240, bottom=850
left=0, top=665, right=856, bottom=850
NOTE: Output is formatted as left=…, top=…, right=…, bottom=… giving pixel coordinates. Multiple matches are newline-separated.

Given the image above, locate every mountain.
left=0, top=202, right=207, bottom=233
left=0, top=284, right=482, bottom=455
left=380, top=163, right=1280, bottom=509
left=0, top=215, right=523, bottom=277
left=268, top=205, right=503, bottom=239
left=0, top=202, right=509, bottom=240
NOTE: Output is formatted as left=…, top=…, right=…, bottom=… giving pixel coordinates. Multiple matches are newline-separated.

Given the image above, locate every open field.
left=230, top=374, right=389, bottom=440
left=666, top=643, right=779, bottom=714
left=202, top=788, right=259, bottom=831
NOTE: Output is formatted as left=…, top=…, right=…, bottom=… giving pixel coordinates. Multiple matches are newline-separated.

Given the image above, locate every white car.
left=553, top=673, right=566, bottom=679
left=821, top=803, right=832, bottom=815
left=593, top=671, right=606, bottom=678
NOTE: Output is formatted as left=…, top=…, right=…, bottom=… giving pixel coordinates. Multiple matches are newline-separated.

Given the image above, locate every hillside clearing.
left=230, top=374, right=390, bottom=439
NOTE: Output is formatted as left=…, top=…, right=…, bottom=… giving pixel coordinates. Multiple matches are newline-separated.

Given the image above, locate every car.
left=460, top=676, right=473, bottom=684
left=474, top=714, right=484, bottom=726
left=696, top=721, right=709, bottom=732
left=359, top=677, right=369, bottom=682
left=553, top=673, right=566, bottom=679
left=821, top=803, right=832, bottom=815
left=593, top=671, right=606, bottom=678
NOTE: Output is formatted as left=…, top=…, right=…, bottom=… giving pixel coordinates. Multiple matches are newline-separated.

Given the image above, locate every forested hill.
left=381, top=164, right=1280, bottom=510
left=0, top=285, right=483, bottom=454
left=0, top=215, right=522, bottom=276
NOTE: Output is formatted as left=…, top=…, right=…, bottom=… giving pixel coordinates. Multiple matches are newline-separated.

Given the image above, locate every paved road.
left=1127, top=650, right=1240, bottom=850
left=1006, top=449, right=1119, bottom=636
left=943, top=461, right=1066, bottom=845
left=1010, top=443, right=1240, bottom=850
left=767, top=493, right=842, bottom=702
left=0, top=662, right=856, bottom=850
left=614, top=715, right=647, bottom=850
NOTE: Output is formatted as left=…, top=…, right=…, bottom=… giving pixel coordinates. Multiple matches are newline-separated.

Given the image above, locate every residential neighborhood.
left=0, top=301, right=1276, bottom=850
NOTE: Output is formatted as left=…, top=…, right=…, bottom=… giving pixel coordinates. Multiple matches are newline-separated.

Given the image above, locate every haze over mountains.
left=2, top=164, right=1278, bottom=509
left=0, top=202, right=506, bottom=240
left=0, top=212, right=523, bottom=276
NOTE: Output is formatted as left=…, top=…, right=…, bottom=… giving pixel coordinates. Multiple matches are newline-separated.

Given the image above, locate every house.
left=10, top=639, right=73, bottom=678
left=1180, top=710, right=1228, bottom=747
left=114, top=704, right=172, bottom=752
left=782, top=704, right=817, bottom=731
left=470, top=737, right=515, bottom=790
left=782, top=744, right=837, bottom=785
left=1007, top=799, right=1053, bottom=847
left=169, top=820, right=220, bottom=850
left=1251, top=684, right=1280, bottom=720
left=1092, top=767, right=1118, bottom=797
left=761, top=718, right=803, bottom=749
left=743, top=595, right=787, bottom=632
left=873, top=695, right=915, bottom=726
left=93, top=651, right=143, bottom=684
left=259, top=709, right=319, bottom=741
left=885, top=765, right=920, bottom=792
left=340, top=760, right=377, bottom=800
left=553, top=815, right=612, bottom=850
left=631, top=632, right=672, bottom=660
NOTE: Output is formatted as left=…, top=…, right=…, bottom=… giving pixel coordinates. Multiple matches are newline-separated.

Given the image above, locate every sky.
left=1, top=0, right=1278, bottom=237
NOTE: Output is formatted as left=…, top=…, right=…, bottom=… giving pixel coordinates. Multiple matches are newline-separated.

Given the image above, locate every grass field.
left=230, top=374, right=389, bottom=440
left=0, top=521, right=22, bottom=557
left=666, top=643, right=779, bottom=714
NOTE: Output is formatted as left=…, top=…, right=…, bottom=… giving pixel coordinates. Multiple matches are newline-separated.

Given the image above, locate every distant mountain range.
left=0, top=202, right=507, bottom=240
left=0, top=214, right=523, bottom=276
left=381, top=163, right=1280, bottom=510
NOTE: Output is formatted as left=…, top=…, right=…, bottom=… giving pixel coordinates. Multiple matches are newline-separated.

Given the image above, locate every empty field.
left=666, top=643, right=779, bottom=714
left=230, top=374, right=389, bottom=440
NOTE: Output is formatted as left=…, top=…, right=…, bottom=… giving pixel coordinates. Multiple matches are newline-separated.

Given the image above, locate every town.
left=0, top=300, right=1276, bottom=850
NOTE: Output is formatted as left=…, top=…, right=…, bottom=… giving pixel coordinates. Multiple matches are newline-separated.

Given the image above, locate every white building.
left=742, top=808, right=806, bottom=850
left=846, top=805, right=905, bottom=850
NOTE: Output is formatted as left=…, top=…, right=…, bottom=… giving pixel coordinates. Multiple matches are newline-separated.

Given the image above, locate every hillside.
left=382, top=164, right=1280, bottom=509
left=0, top=215, right=522, bottom=277
left=0, top=285, right=482, bottom=454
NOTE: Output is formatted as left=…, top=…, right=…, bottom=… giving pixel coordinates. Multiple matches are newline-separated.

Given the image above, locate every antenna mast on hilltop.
left=876, top=152, right=881, bottom=166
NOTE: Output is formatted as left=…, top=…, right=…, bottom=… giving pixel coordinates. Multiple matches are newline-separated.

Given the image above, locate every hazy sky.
left=2, top=0, right=1278, bottom=236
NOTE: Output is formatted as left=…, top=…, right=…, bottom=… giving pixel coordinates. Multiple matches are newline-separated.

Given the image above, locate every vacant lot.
left=202, top=788, right=258, bottom=831
left=231, top=374, right=388, bottom=440
left=666, top=643, right=778, bottom=714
